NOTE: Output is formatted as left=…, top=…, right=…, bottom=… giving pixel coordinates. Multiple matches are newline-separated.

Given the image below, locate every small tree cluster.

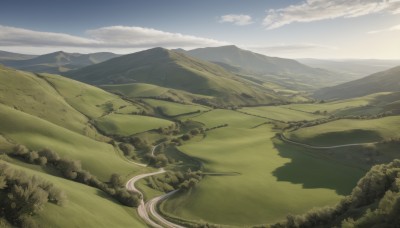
left=145, top=169, right=202, bottom=192
left=268, top=159, right=400, bottom=228
left=9, top=145, right=140, bottom=208
left=0, top=162, right=67, bottom=227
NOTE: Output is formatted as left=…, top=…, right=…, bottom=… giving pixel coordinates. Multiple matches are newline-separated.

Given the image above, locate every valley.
left=0, top=45, right=400, bottom=228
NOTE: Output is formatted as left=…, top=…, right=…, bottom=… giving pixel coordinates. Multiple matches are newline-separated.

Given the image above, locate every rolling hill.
left=314, top=65, right=400, bottom=100
left=65, top=47, right=285, bottom=106
left=298, top=58, right=400, bottom=80
left=1, top=51, right=119, bottom=73
left=179, top=45, right=347, bottom=90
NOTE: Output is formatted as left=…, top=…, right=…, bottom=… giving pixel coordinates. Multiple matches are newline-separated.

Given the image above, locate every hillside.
left=1, top=51, right=119, bottom=73
left=314, top=65, right=400, bottom=100
left=0, top=50, right=37, bottom=61
left=180, top=45, right=346, bottom=90
left=66, top=47, right=284, bottom=106
left=298, top=58, right=400, bottom=80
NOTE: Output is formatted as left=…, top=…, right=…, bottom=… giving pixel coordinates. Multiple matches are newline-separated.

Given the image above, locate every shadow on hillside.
left=290, top=129, right=383, bottom=146
left=272, top=139, right=366, bottom=195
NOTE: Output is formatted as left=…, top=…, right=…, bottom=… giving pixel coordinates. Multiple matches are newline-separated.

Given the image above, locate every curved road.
left=125, top=145, right=183, bottom=228
left=280, top=133, right=377, bottom=149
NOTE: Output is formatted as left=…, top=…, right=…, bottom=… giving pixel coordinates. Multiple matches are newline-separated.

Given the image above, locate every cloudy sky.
left=1, top=0, right=399, bottom=59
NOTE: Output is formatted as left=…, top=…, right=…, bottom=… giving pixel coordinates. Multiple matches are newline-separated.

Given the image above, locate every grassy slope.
left=0, top=103, right=144, bottom=180
left=66, top=48, right=283, bottom=106
left=161, top=110, right=363, bottom=226
left=143, top=99, right=210, bottom=116
left=0, top=66, right=94, bottom=136
left=95, top=114, right=173, bottom=136
left=313, top=65, right=400, bottom=100
left=287, top=116, right=400, bottom=146
left=2, top=160, right=146, bottom=228
left=240, top=106, right=324, bottom=122
left=41, top=73, right=138, bottom=119
left=101, top=83, right=211, bottom=104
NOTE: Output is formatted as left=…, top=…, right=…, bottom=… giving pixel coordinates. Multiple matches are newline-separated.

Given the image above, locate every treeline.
left=264, top=159, right=400, bottom=228
left=9, top=145, right=140, bottom=207
left=0, top=162, right=67, bottom=228
left=145, top=169, right=203, bottom=192
left=286, top=111, right=395, bottom=131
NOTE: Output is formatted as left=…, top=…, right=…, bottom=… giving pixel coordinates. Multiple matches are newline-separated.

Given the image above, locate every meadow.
left=287, top=116, right=400, bottom=146
left=160, top=109, right=364, bottom=226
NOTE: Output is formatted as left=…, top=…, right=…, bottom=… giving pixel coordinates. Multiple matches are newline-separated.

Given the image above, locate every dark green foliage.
left=269, top=159, right=400, bottom=228
left=0, top=162, right=66, bottom=227
left=8, top=145, right=140, bottom=208
left=109, top=174, right=123, bottom=188
left=118, top=143, right=135, bottom=156
left=146, top=169, right=202, bottom=192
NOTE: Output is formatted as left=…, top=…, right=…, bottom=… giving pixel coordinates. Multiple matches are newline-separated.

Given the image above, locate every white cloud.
left=219, top=14, right=253, bottom=26
left=368, top=24, right=400, bottom=33
left=263, top=0, right=400, bottom=29
left=86, top=26, right=227, bottom=47
left=0, top=25, right=228, bottom=51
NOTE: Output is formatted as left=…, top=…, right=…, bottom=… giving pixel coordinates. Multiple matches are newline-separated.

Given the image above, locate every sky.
left=0, top=0, right=399, bottom=59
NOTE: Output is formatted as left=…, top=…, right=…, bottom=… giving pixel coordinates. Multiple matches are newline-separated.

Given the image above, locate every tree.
left=109, top=173, right=123, bottom=188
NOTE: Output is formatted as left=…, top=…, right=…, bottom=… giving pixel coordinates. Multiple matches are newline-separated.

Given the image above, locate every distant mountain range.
left=178, top=45, right=348, bottom=90
left=314, top=66, right=400, bottom=100
left=298, top=58, right=400, bottom=80
left=0, top=51, right=119, bottom=74
left=0, top=50, right=37, bottom=61
left=65, top=47, right=283, bottom=106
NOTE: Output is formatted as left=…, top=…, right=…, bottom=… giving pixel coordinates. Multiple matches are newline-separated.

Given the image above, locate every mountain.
left=65, top=47, right=286, bottom=106
left=314, top=65, right=400, bottom=100
left=297, top=58, right=400, bottom=80
left=179, top=45, right=347, bottom=90
left=0, top=50, right=37, bottom=61
left=0, top=51, right=119, bottom=74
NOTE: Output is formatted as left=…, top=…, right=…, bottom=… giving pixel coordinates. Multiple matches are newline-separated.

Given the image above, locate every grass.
left=239, top=106, right=324, bottom=122
left=287, top=116, right=400, bottom=146
left=0, top=66, right=93, bottom=136
left=41, top=73, right=138, bottom=119
left=285, top=92, right=396, bottom=116
left=161, top=125, right=363, bottom=226
left=0, top=103, right=146, bottom=180
left=2, top=160, right=146, bottom=228
left=143, top=99, right=209, bottom=117
left=183, top=109, right=267, bottom=128
left=95, top=113, right=174, bottom=136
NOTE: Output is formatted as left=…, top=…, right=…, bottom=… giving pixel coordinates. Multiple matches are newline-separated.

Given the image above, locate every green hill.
left=297, top=58, right=400, bottom=80
left=1, top=51, right=119, bottom=74
left=180, top=45, right=346, bottom=90
left=314, top=66, right=400, bottom=100
left=66, top=47, right=284, bottom=106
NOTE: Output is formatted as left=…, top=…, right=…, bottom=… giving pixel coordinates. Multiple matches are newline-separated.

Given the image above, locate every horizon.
left=0, top=0, right=399, bottom=59
left=2, top=46, right=400, bottom=61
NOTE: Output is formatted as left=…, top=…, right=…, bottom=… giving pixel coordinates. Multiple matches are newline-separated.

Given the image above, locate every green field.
left=184, top=109, right=267, bottom=128
left=161, top=110, right=364, bottom=226
left=0, top=103, right=144, bottom=180
left=287, top=116, right=400, bottom=146
left=285, top=92, right=397, bottom=116
left=95, top=113, right=174, bottom=136
left=143, top=99, right=209, bottom=116
left=239, top=106, right=324, bottom=122
left=41, top=73, right=139, bottom=119
left=0, top=67, right=93, bottom=136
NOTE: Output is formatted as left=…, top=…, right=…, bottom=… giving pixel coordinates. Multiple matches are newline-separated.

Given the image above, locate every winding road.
left=280, top=133, right=377, bottom=149
left=125, top=145, right=184, bottom=228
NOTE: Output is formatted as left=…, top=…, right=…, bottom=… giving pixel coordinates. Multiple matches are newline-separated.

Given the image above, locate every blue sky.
left=0, top=0, right=399, bottom=58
